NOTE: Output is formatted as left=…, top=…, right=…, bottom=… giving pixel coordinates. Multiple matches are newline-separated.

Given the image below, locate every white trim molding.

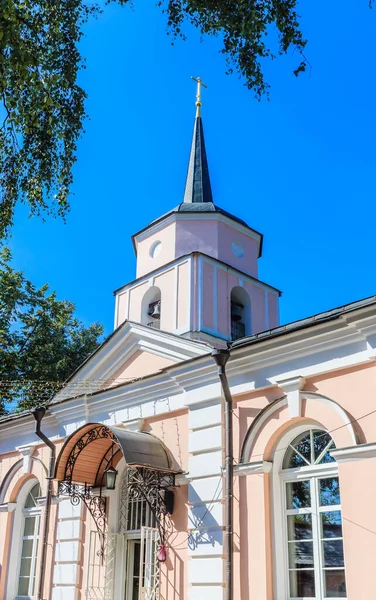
left=273, top=375, right=306, bottom=418
left=234, top=461, right=272, bottom=476
left=16, top=443, right=37, bottom=473
left=0, top=502, right=16, bottom=513
left=121, top=418, right=144, bottom=432
left=331, top=442, right=376, bottom=462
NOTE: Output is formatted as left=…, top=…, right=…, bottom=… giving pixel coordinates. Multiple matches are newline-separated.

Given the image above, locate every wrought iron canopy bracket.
left=126, top=468, right=175, bottom=543
left=58, top=480, right=107, bottom=559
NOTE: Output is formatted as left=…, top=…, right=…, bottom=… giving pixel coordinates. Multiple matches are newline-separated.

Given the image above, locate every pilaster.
left=52, top=498, right=84, bottom=600
left=186, top=396, right=224, bottom=600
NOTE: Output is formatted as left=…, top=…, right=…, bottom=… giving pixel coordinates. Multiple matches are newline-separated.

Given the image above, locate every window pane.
left=321, top=511, right=343, bottom=539
left=20, top=557, right=32, bottom=576
left=313, top=431, right=335, bottom=464
left=25, top=483, right=41, bottom=508
left=288, top=514, right=312, bottom=540
left=324, top=569, right=347, bottom=598
left=320, top=477, right=340, bottom=506
left=21, top=539, right=34, bottom=558
left=289, top=569, right=315, bottom=597
left=323, top=540, right=345, bottom=567
left=286, top=480, right=311, bottom=509
left=18, top=577, right=29, bottom=596
left=288, top=541, right=314, bottom=569
left=292, top=432, right=312, bottom=463
left=24, top=516, right=36, bottom=536
left=284, top=447, right=309, bottom=468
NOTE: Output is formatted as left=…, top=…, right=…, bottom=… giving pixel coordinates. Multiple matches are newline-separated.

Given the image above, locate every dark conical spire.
left=183, top=77, right=213, bottom=204
left=183, top=117, right=213, bottom=204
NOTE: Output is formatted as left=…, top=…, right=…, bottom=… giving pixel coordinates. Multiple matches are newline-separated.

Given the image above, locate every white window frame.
left=272, top=424, right=347, bottom=600
left=5, top=478, right=42, bottom=600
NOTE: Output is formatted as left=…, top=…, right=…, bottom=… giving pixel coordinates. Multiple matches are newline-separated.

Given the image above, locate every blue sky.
left=8, top=0, right=376, bottom=336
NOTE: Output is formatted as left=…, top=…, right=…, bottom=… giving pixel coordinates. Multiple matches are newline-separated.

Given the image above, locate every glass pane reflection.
left=324, top=569, right=347, bottom=598
left=288, top=514, right=312, bottom=540
left=288, top=541, right=314, bottom=569
left=321, top=511, right=343, bottom=539
left=320, top=477, right=340, bottom=506
left=289, top=569, right=315, bottom=597
left=286, top=481, right=311, bottom=509
left=323, top=540, right=344, bottom=567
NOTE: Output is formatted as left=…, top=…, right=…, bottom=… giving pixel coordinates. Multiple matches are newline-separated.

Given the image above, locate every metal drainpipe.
left=32, top=407, right=56, bottom=600
left=212, top=348, right=233, bottom=600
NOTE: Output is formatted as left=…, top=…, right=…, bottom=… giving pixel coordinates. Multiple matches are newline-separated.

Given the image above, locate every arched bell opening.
left=230, top=286, right=251, bottom=341
left=141, top=285, right=162, bottom=329
left=54, top=423, right=179, bottom=558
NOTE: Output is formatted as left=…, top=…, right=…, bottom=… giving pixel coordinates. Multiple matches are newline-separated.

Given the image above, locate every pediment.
left=54, top=321, right=211, bottom=401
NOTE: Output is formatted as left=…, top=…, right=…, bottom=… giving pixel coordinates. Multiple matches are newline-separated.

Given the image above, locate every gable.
left=101, top=350, right=175, bottom=389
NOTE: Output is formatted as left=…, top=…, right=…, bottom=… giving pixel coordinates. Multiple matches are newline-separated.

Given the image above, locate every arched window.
left=17, top=482, right=41, bottom=598
left=280, top=429, right=346, bottom=599
left=230, top=286, right=251, bottom=340
left=141, top=286, right=161, bottom=330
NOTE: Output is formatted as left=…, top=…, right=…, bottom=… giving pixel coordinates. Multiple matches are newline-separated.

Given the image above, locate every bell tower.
left=114, top=78, right=281, bottom=345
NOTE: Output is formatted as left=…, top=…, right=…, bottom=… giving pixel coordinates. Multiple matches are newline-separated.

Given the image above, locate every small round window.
left=232, top=242, right=244, bottom=258
left=149, top=241, right=162, bottom=259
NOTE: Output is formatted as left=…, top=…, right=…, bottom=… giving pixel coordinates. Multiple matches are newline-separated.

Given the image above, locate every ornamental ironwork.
left=58, top=480, right=108, bottom=559
left=58, top=425, right=176, bottom=560
left=64, top=425, right=116, bottom=482
left=126, top=467, right=175, bottom=543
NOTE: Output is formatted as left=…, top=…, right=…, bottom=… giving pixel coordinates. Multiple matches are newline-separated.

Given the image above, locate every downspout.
left=212, top=348, right=233, bottom=600
left=32, top=407, right=56, bottom=600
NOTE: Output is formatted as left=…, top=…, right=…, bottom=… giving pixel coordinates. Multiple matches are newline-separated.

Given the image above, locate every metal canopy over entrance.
left=55, top=423, right=175, bottom=486
left=54, top=423, right=179, bottom=558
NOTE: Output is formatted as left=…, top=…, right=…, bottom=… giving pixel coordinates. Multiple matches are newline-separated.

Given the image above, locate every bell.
left=231, top=303, right=242, bottom=322
left=151, top=301, right=161, bottom=319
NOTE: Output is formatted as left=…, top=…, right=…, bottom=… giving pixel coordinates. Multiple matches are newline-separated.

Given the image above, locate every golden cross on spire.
left=191, top=76, right=208, bottom=117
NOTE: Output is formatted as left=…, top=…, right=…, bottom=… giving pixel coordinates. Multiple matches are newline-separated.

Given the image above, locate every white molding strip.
left=331, top=442, right=376, bottom=462
left=234, top=461, right=272, bottom=476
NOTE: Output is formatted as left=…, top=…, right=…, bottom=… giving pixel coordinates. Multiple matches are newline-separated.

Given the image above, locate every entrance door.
left=125, top=539, right=141, bottom=600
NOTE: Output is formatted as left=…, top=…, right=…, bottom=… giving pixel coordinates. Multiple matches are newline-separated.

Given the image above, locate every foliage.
left=156, top=0, right=308, bottom=96
left=0, top=0, right=99, bottom=239
left=0, top=0, right=308, bottom=238
left=0, top=247, right=103, bottom=414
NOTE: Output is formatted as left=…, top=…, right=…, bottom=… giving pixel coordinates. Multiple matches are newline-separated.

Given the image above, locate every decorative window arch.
left=6, top=477, right=42, bottom=600
left=273, top=426, right=347, bottom=600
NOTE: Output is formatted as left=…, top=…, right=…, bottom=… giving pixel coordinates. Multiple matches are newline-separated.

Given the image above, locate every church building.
left=1, top=79, right=376, bottom=600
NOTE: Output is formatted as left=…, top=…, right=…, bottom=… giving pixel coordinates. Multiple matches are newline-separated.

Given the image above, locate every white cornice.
left=331, top=442, right=376, bottom=462
left=2, top=304, right=376, bottom=444
left=234, top=461, right=272, bottom=476
left=115, top=255, right=191, bottom=297
left=53, top=320, right=211, bottom=403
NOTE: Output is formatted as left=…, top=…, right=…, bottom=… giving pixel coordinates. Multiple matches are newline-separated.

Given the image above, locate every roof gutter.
left=32, top=407, right=56, bottom=600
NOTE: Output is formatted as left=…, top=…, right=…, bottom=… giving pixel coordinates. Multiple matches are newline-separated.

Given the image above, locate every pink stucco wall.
left=116, top=290, right=128, bottom=328
left=217, top=220, right=259, bottom=278
left=200, top=258, right=276, bottom=339
left=175, top=219, right=218, bottom=259
left=177, top=261, right=190, bottom=331
left=104, top=350, right=175, bottom=388
left=202, top=262, right=215, bottom=331
left=268, top=292, right=279, bottom=330
left=135, top=222, right=176, bottom=279
left=232, top=362, right=376, bottom=600
left=128, top=281, right=149, bottom=323
left=135, top=215, right=260, bottom=284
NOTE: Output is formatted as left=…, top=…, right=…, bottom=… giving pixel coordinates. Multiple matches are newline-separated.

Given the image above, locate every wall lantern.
left=104, top=466, right=118, bottom=490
